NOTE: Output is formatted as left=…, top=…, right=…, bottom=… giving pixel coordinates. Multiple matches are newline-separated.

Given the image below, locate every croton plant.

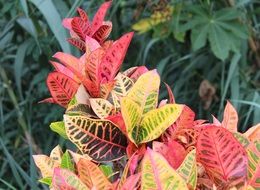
left=33, top=1, right=260, bottom=190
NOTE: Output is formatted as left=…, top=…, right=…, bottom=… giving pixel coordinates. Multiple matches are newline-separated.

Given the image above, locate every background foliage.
left=0, top=0, right=259, bottom=189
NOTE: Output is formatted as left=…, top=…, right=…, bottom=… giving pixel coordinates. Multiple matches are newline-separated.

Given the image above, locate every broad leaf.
left=92, top=21, right=112, bottom=43
left=61, top=150, right=74, bottom=172
left=112, top=73, right=134, bottom=97
left=52, top=167, right=89, bottom=190
left=244, top=124, right=260, bottom=142
left=90, top=98, right=114, bottom=119
left=136, top=104, right=183, bottom=144
left=141, top=148, right=188, bottom=190
left=127, top=70, right=160, bottom=114
left=233, top=132, right=250, bottom=148
left=77, top=158, right=112, bottom=189
left=247, top=140, right=260, bottom=189
left=64, top=115, right=127, bottom=162
left=47, top=72, right=79, bottom=107
left=120, top=173, right=141, bottom=190
left=50, top=121, right=68, bottom=139
left=222, top=101, right=238, bottom=133
left=121, top=97, right=142, bottom=144
left=177, top=149, right=197, bottom=190
left=99, top=32, right=134, bottom=82
left=67, top=38, right=86, bottom=51
left=196, top=126, right=248, bottom=188
left=33, top=155, right=59, bottom=178
left=71, top=17, right=90, bottom=41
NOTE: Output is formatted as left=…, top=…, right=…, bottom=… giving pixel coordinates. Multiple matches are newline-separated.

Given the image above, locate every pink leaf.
left=92, top=21, right=112, bottom=43
left=38, top=97, right=56, bottom=104
left=62, top=18, right=73, bottom=30
left=85, top=36, right=101, bottom=52
left=50, top=61, right=79, bottom=82
left=128, top=66, right=148, bottom=81
left=67, top=38, right=86, bottom=52
left=212, top=115, right=221, bottom=126
left=120, top=173, right=141, bottom=190
left=77, top=8, right=88, bottom=22
left=99, top=32, right=134, bottom=82
left=164, top=82, right=175, bottom=103
left=92, top=1, right=112, bottom=32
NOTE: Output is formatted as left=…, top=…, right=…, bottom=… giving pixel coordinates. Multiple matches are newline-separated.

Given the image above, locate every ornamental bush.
left=33, top=1, right=260, bottom=190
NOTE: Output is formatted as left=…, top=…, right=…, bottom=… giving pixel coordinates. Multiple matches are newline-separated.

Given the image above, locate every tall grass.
left=0, top=0, right=259, bottom=188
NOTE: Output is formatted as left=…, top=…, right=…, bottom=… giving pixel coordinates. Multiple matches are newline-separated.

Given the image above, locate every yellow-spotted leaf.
left=222, top=101, right=238, bottom=133
left=33, top=155, right=59, bottom=178
left=127, top=70, right=160, bottom=114
left=177, top=149, right=197, bottom=190
left=77, top=158, right=112, bottom=189
left=136, top=104, right=183, bottom=144
left=141, top=148, right=188, bottom=190
left=64, top=115, right=127, bottom=162
left=50, top=145, right=63, bottom=164
left=109, top=91, right=121, bottom=113
left=52, top=167, right=89, bottom=190
left=247, top=140, right=260, bottom=189
left=121, top=97, right=142, bottom=144
left=113, top=73, right=134, bottom=97
left=244, top=124, right=260, bottom=142
left=66, top=104, right=96, bottom=117
left=90, top=98, right=114, bottom=119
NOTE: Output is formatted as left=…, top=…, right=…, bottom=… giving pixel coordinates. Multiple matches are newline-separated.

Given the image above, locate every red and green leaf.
left=47, top=72, right=79, bottom=107
left=196, top=126, right=248, bottom=188
left=64, top=115, right=127, bottom=162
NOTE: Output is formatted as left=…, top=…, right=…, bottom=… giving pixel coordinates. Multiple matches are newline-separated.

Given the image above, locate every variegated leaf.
left=33, top=155, right=59, bottom=178
left=67, top=38, right=86, bottom=52
left=196, top=126, right=248, bottom=188
left=77, top=8, right=88, bottom=22
left=247, top=140, right=260, bottom=189
left=141, top=148, right=188, bottom=190
left=127, top=70, right=160, bottom=114
left=71, top=17, right=91, bottom=41
left=92, top=21, right=112, bottom=43
left=77, top=158, right=112, bottom=189
left=222, top=101, right=238, bottom=133
left=91, top=1, right=112, bottom=32
left=50, top=145, right=63, bottom=164
left=47, top=72, right=79, bottom=108
left=90, top=98, right=114, bottom=119
left=86, top=47, right=105, bottom=86
left=136, top=104, right=183, bottom=144
left=177, top=149, right=197, bottom=190
left=66, top=104, right=95, bottom=118
left=52, top=167, right=89, bottom=190
left=113, top=73, right=134, bottom=97
left=233, top=132, right=250, bottom=148
left=121, top=97, right=142, bottom=144
left=244, top=124, right=260, bottom=142
left=99, top=32, right=134, bottom=82
left=64, top=115, right=127, bottom=162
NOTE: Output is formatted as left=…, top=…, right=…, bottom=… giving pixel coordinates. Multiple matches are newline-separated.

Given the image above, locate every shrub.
left=33, top=1, right=260, bottom=190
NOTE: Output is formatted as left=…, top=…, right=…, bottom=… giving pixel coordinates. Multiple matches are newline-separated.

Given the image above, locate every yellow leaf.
left=137, top=104, right=183, bottom=144
left=50, top=145, right=63, bottom=164
left=90, top=98, right=114, bottom=119
left=127, top=70, right=160, bottom=114
left=113, top=73, right=134, bottom=97
left=33, top=155, right=59, bottom=178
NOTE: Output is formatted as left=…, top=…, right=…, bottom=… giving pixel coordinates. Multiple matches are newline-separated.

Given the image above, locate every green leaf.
left=61, top=151, right=74, bottom=172
left=99, top=165, right=113, bottom=178
left=50, top=121, right=68, bottom=139
left=30, top=0, right=71, bottom=53
left=38, top=177, right=52, bottom=186
left=191, top=26, right=209, bottom=51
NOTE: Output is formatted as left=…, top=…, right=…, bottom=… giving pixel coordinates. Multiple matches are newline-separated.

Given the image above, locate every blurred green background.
left=0, top=0, right=259, bottom=189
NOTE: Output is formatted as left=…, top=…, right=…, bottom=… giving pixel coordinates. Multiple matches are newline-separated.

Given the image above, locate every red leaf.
left=99, top=32, right=134, bottom=82
left=77, top=8, right=88, bottom=22
left=67, top=38, right=86, bottom=51
left=85, top=47, right=105, bottom=86
left=153, top=141, right=186, bottom=169
left=164, top=82, right=175, bottom=103
left=176, top=105, right=195, bottom=128
left=196, top=126, right=248, bottom=188
left=71, top=17, right=91, bottom=41
left=47, top=72, right=79, bottom=107
left=222, top=101, right=238, bottom=133
left=126, top=142, right=146, bottom=159
left=106, top=113, right=126, bottom=134
left=92, top=1, right=112, bottom=32
left=127, top=66, right=148, bottom=81
left=92, top=21, right=112, bottom=43
left=120, top=173, right=141, bottom=190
